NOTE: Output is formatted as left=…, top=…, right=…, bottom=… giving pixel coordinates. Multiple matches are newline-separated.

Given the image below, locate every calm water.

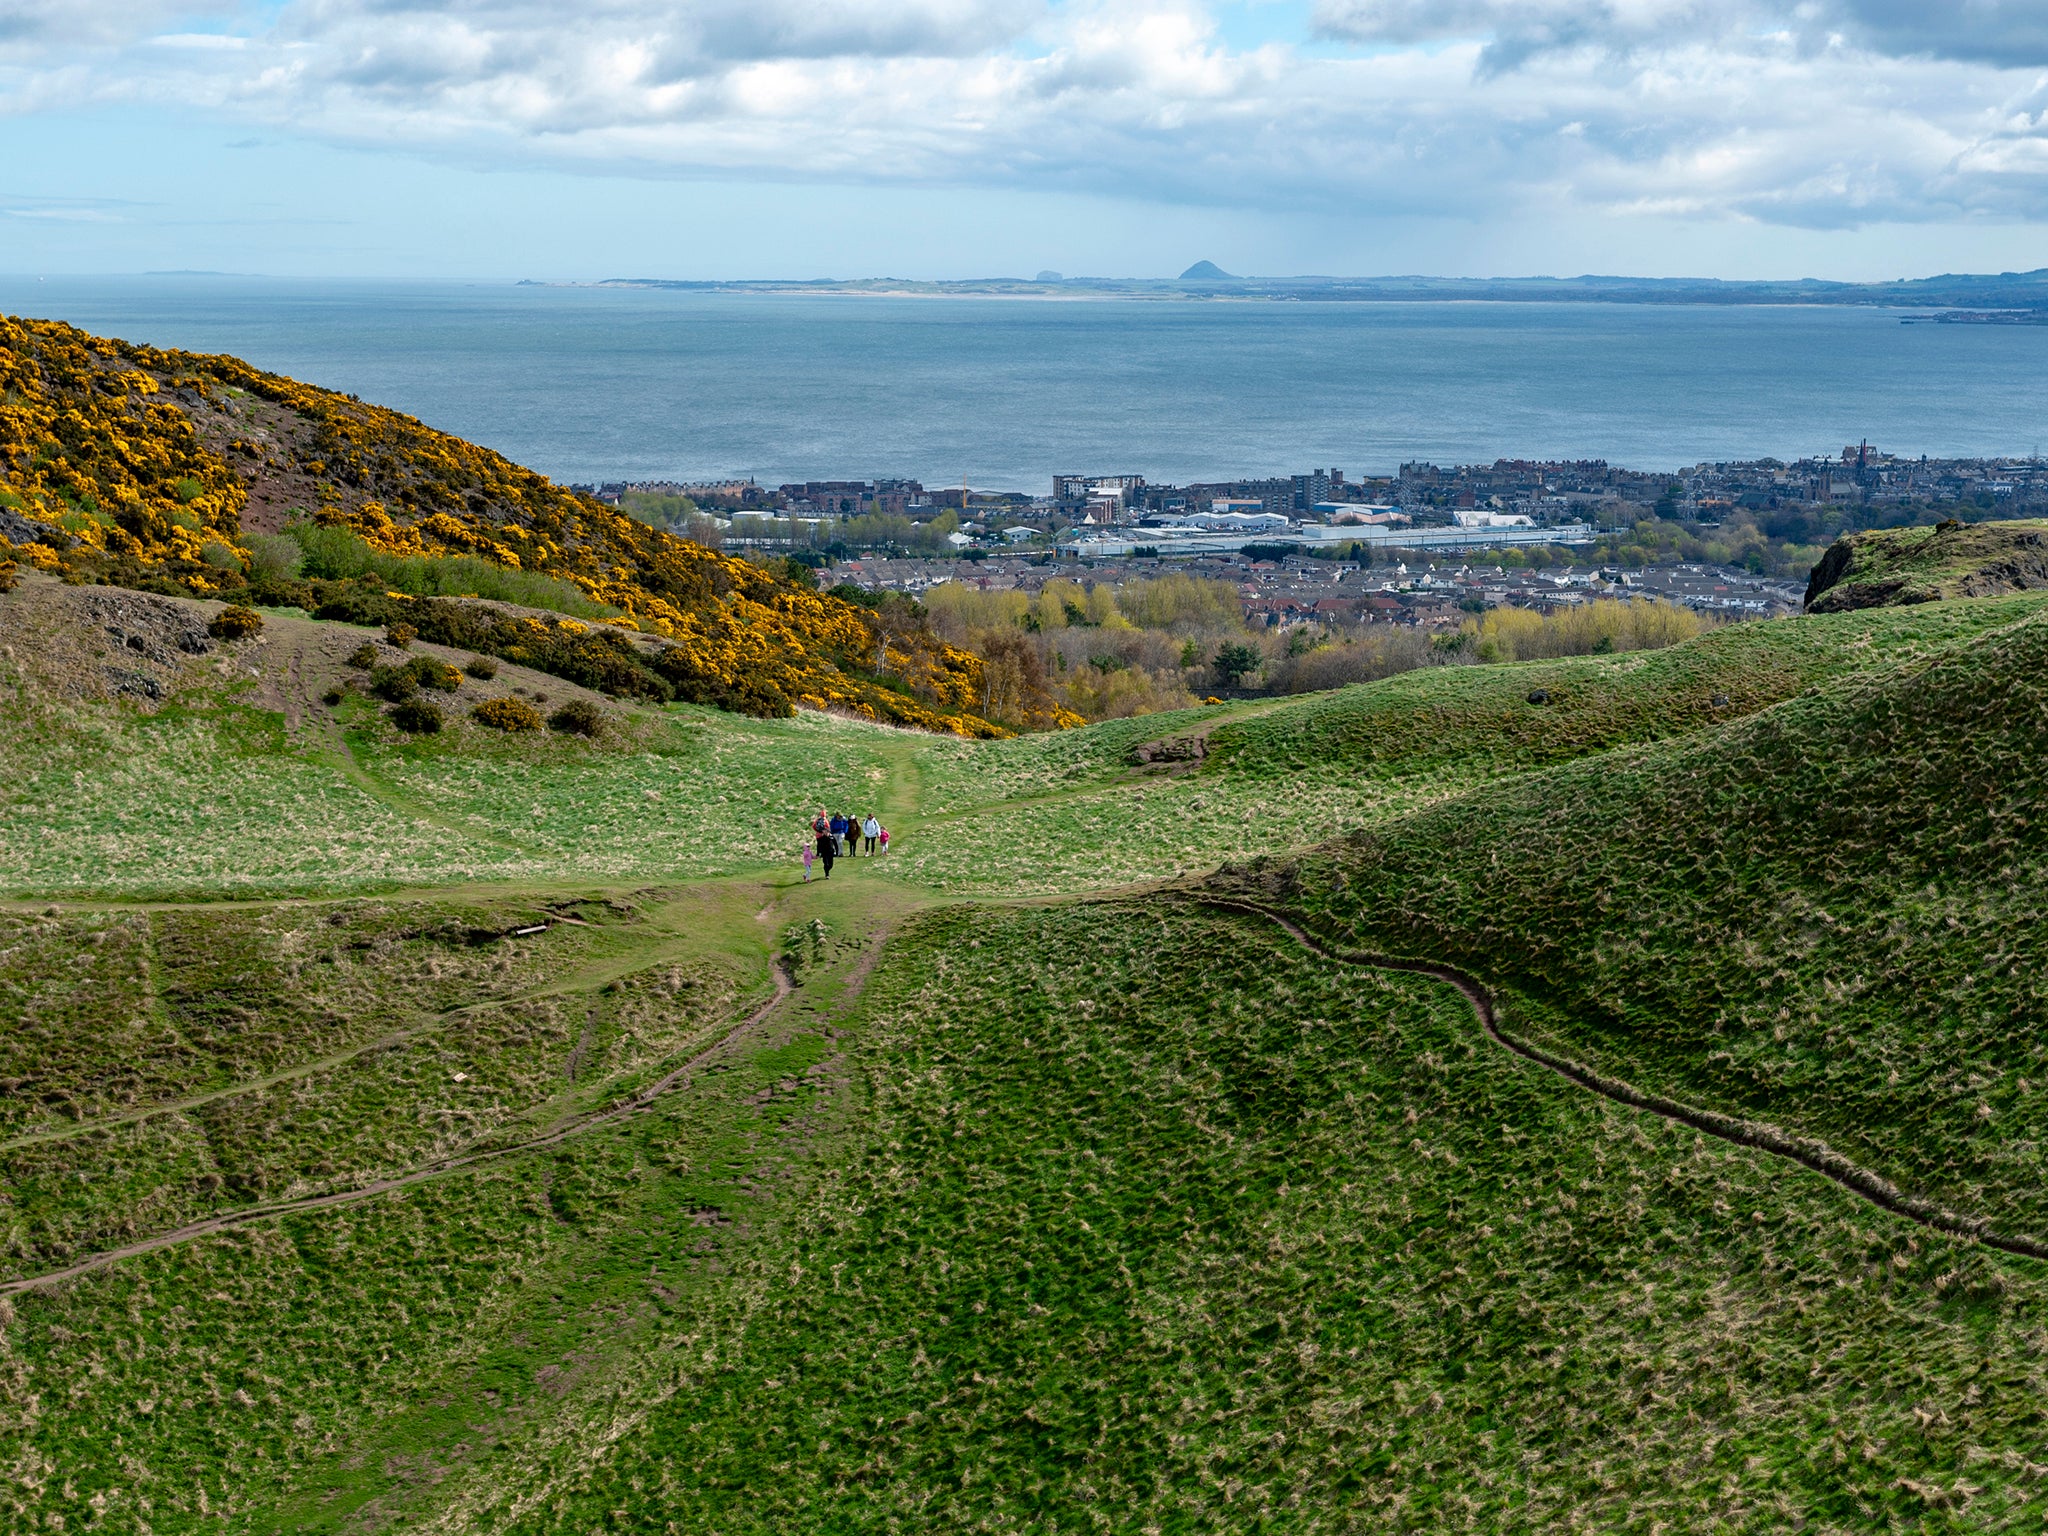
left=3, top=276, right=2043, bottom=488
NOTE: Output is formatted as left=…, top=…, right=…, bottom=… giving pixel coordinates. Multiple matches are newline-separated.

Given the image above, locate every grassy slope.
left=1217, top=601, right=2048, bottom=1238
left=0, top=897, right=752, bottom=1273
left=0, top=593, right=908, bottom=896
left=0, top=886, right=880, bottom=1530
left=475, top=904, right=2048, bottom=1532
left=1806, top=518, right=2048, bottom=612
left=880, top=596, right=2047, bottom=896
left=7, top=591, right=2048, bottom=1529
left=11, top=580, right=2038, bottom=901
left=1202, top=594, right=2034, bottom=782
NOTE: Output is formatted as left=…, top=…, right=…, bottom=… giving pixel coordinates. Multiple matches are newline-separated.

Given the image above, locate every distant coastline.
left=521, top=268, right=2048, bottom=313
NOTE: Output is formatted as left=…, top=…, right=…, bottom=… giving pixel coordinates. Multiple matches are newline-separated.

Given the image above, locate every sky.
left=2, top=0, right=2046, bottom=280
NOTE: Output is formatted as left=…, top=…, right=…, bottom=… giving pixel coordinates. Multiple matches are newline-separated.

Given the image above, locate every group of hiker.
left=805, top=809, right=887, bottom=880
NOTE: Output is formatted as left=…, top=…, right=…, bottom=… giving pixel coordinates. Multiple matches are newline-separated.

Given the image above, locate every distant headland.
left=521, top=267, right=2048, bottom=313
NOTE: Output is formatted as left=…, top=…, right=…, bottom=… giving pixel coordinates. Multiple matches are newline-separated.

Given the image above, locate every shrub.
left=411, top=658, right=463, bottom=692
left=473, top=697, right=544, bottom=732
left=321, top=688, right=343, bottom=706
left=243, top=532, right=303, bottom=582
left=372, top=667, right=419, bottom=703
left=284, top=523, right=621, bottom=619
left=199, top=540, right=243, bottom=573
left=549, top=698, right=604, bottom=737
left=1460, top=597, right=1710, bottom=663
left=346, top=642, right=378, bottom=669
left=0, top=560, right=17, bottom=594
left=389, top=699, right=444, bottom=734
left=208, top=604, right=264, bottom=640
left=464, top=655, right=499, bottom=680
left=386, top=622, right=418, bottom=649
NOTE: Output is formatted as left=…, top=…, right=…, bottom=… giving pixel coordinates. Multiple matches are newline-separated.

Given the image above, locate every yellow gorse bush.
left=471, top=697, right=545, bottom=732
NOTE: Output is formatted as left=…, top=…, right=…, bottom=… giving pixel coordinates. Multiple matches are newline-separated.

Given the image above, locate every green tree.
left=1213, top=641, right=1263, bottom=687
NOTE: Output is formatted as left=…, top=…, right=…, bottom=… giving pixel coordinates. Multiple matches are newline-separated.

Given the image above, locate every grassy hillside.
left=8, top=574, right=2045, bottom=903
left=6, top=563, right=2048, bottom=1529
left=880, top=594, right=2048, bottom=896
left=476, top=903, right=2048, bottom=1532
left=0, top=885, right=891, bottom=1531
left=1214, top=598, right=2048, bottom=1238
left=15, top=900, right=2048, bottom=1530
left=1805, top=517, right=2048, bottom=612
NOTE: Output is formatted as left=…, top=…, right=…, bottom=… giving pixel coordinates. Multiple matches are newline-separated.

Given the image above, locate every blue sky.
left=3, top=0, right=2046, bottom=280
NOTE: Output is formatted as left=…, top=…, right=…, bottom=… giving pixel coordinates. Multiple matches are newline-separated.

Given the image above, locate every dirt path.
left=0, top=908, right=726, bottom=1156
left=0, top=962, right=795, bottom=1297
left=1200, top=897, right=2048, bottom=1264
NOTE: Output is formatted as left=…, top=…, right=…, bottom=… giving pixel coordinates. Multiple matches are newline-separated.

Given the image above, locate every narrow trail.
left=0, top=911, right=711, bottom=1156
left=1199, top=897, right=2048, bottom=1264
left=0, top=963, right=795, bottom=1297
left=264, top=627, right=533, bottom=855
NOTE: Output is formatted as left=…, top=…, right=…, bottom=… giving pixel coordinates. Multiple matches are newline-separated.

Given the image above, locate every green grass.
left=1203, top=593, right=2048, bottom=784
left=0, top=899, right=615, bottom=1139
left=0, top=897, right=754, bottom=1275
left=881, top=765, right=1452, bottom=895
left=26, top=900, right=2048, bottom=1531
left=0, top=694, right=507, bottom=897
left=9, top=585, right=2048, bottom=1531
left=13, top=594, right=2036, bottom=902
left=910, top=700, right=1236, bottom=808
left=457, top=903, right=2048, bottom=1531
left=0, top=683, right=905, bottom=897
left=0, top=886, right=846, bottom=1531
left=1808, top=518, right=2048, bottom=611
left=880, top=598, right=2048, bottom=897
left=359, top=703, right=902, bottom=882
left=1218, top=603, right=2048, bottom=1239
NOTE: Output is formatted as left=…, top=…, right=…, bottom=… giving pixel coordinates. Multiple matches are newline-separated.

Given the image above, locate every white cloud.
left=0, top=0, right=228, bottom=52
left=1313, top=0, right=2048, bottom=70
left=4, top=0, right=2047, bottom=236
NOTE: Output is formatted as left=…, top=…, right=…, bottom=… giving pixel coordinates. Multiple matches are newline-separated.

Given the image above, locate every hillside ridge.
left=1804, top=516, right=2048, bottom=611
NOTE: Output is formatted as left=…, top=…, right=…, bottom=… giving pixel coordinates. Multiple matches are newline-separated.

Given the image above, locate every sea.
left=2, top=276, right=2043, bottom=490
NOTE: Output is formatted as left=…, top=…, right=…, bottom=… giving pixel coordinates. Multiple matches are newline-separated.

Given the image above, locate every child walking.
left=802, top=841, right=815, bottom=881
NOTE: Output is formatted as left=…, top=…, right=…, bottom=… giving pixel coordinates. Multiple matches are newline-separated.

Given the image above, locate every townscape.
left=576, top=445, right=2021, bottom=632
left=580, top=445, right=2048, bottom=541
left=826, top=549, right=1805, bottom=627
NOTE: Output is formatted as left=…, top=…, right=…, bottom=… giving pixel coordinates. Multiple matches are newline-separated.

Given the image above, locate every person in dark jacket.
left=812, top=809, right=836, bottom=878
